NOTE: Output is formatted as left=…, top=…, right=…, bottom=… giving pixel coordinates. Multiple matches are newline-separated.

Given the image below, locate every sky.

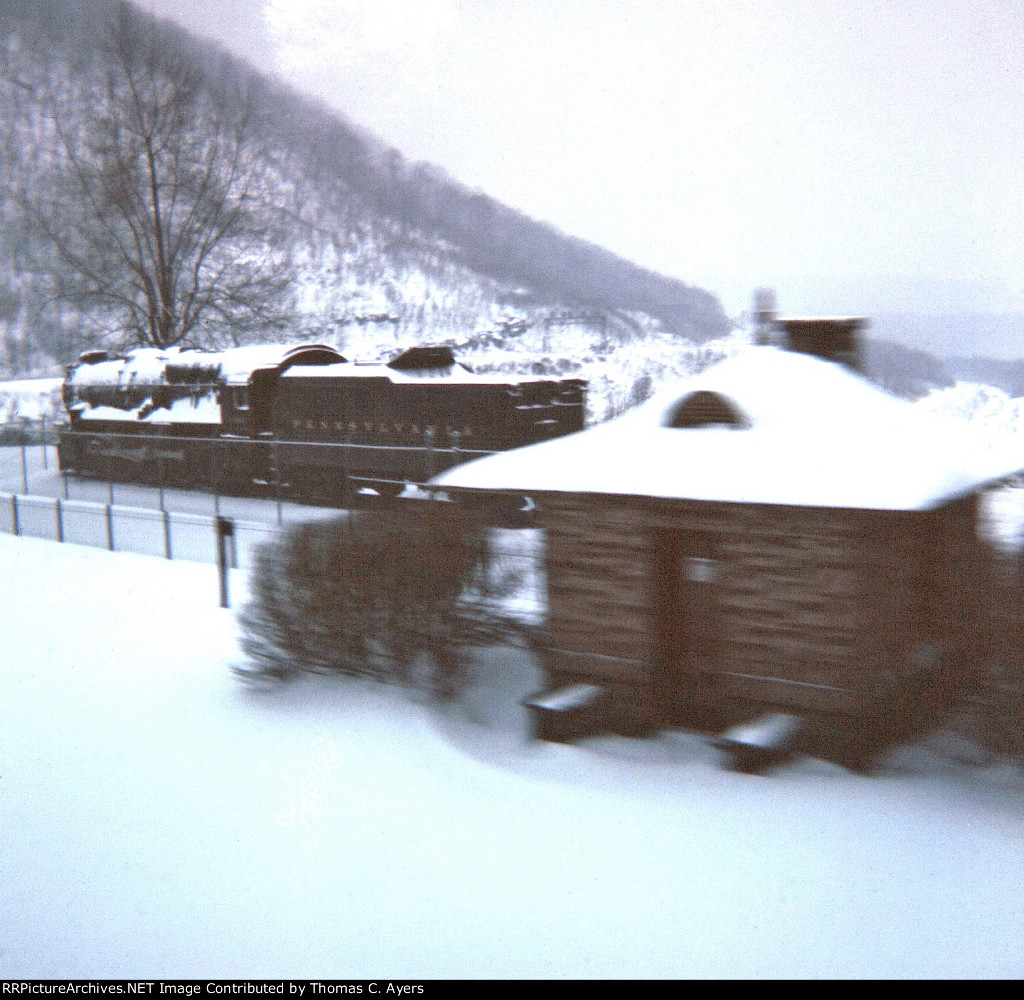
left=141, top=1, right=1024, bottom=319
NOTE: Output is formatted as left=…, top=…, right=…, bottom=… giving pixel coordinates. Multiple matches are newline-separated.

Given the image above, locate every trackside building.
left=434, top=331, right=1021, bottom=752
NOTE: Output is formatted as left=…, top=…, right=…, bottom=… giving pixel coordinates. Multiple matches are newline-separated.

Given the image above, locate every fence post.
left=213, top=440, right=221, bottom=517
left=216, top=516, right=234, bottom=608
left=163, top=507, right=173, bottom=560
left=105, top=504, right=114, bottom=551
left=55, top=497, right=64, bottom=543
left=20, top=423, right=28, bottom=494
left=158, top=452, right=167, bottom=514
left=11, top=494, right=19, bottom=536
left=62, top=469, right=70, bottom=501
left=41, top=416, right=48, bottom=471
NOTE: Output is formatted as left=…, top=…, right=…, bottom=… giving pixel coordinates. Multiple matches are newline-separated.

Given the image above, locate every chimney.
left=751, top=288, right=778, bottom=345
left=776, top=317, right=868, bottom=373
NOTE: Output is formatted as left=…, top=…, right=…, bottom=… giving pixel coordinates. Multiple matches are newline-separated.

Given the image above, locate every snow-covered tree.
left=24, top=1, right=294, bottom=349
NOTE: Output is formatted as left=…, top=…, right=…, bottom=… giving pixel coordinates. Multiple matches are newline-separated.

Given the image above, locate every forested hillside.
left=0, top=0, right=729, bottom=378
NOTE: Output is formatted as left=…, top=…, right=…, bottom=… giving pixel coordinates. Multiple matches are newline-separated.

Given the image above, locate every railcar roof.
left=280, top=362, right=561, bottom=385
left=433, top=347, right=1024, bottom=511
left=67, top=344, right=343, bottom=388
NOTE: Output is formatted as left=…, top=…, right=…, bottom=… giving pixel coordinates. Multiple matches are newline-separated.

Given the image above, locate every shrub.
left=235, top=507, right=524, bottom=697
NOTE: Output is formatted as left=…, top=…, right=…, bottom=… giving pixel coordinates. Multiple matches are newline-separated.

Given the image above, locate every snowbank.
left=0, top=377, right=63, bottom=422
left=1, top=534, right=1022, bottom=978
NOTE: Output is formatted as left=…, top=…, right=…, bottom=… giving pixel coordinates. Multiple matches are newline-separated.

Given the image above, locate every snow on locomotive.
left=57, top=343, right=587, bottom=502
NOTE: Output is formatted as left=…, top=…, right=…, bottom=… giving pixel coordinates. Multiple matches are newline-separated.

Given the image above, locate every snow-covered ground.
left=920, top=380, right=1024, bottom=437
left=0, top=376, right=63, bottom=423
left=2, top=353, right=1024, bottom=977
left=1, top=533, right=1023, bottom=979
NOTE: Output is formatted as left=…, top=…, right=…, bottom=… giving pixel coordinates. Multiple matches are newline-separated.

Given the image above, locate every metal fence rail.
left=0, top=488, right=546, bottom=617
left=1, top=489, right=278, bottom=569
left=1, top=418, right=546, bottom=614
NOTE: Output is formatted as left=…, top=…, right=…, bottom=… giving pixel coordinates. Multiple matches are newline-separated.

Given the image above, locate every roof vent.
left=278, top=345, right=347, bottom=371
left=665, top=390, right=750, bottom=429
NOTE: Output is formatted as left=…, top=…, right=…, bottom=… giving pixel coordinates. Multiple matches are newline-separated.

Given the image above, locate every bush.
left=235, top=507, right=524, bottom=697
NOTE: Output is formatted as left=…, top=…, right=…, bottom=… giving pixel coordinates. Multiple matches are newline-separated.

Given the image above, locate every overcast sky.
left=143, top=1, right=1024, bottom=319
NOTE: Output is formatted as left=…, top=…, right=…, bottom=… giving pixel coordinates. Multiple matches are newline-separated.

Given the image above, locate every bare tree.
left=26, top=1, right=294, bottom=350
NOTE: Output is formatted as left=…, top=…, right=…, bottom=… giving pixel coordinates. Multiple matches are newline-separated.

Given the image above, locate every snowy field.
left=1, top=533, right=1023, bottom=979
left=0, top=377, right=63, bottom=423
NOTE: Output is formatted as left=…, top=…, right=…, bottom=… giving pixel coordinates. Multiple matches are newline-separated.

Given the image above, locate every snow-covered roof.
left=214, top=344, right=342, bottom=384
left=281, top=361, right=566, bottom=386
left=68, top=349, right=171, bottom=389
left=433, top=347, right=1024, bottom=511
left=67, top=344, right=344, bottom=389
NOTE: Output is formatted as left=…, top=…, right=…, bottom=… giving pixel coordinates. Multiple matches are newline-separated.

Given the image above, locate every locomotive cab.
left=217, top=344, right=346, bottom=438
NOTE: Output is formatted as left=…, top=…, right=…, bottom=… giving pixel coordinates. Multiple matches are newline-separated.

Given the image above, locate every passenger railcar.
left=57, top=343, right=586, bottom=504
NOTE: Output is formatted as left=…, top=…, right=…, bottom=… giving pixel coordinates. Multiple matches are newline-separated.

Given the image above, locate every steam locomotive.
left=56, top=343, right=586, bottom=505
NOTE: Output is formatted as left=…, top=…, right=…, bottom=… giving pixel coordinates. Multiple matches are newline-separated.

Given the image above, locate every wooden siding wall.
left=856, top=509, right=938, bottom=700
left=718, top=505, right=875, bottom=711
left=543, top=498, right=658, bottom=683
left=933, top=494, right=992, bottom=692
left=539, top=493, right=989, bottom=719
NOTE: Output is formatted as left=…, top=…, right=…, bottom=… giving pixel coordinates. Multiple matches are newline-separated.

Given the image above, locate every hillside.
left=0, top=0, right=729, bottom=379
